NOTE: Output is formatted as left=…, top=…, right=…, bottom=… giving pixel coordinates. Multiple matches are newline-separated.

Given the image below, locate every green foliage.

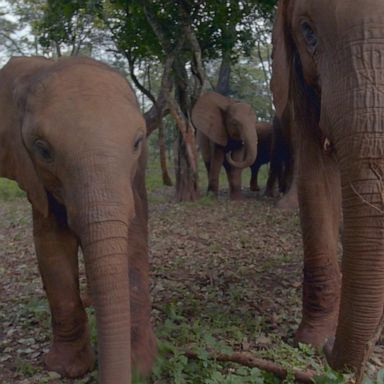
left=0, top=178, right=25, bottom=200
left=195, top=0, right=275, bottom=61
left=103, top=0, right=173, bottom=61
left=313, top=366, right=348, bottom=384
left=15, top=358, right=40, bottom=377
left=363, top=369, right=384, bottom=384
left=151, top=306, right=282, bottom=384
left=36, top=0, right=103, bottom=55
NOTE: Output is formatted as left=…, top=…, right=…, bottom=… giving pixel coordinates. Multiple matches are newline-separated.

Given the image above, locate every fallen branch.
left=184, top=349, right=316, bottom=383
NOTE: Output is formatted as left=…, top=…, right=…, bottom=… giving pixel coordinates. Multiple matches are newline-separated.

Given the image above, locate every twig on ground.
left=184, top=349, right=316, bottom=383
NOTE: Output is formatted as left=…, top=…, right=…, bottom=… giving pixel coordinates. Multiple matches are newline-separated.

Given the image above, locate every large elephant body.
left=272, top=0, right=384, bottom=373
left=192, top=91, right=258, bottom=200
left=0, top=56, right=155, bottom=383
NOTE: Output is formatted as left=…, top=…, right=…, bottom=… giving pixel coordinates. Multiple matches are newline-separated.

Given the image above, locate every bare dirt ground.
left=0, top=187, right=383, bottom=383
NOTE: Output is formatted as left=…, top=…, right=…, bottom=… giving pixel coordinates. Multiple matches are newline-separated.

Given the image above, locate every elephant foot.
left=264, top=188, right=276, bottom=197
left=44, top=335, right=95, bottom=378
left=275, top=192, right=298, bottom=209
left=250, top=184, right=260, bottom=192
left=207, top=185, right=219, bottom=197
left=132, top=326, right=157, bottom=377
left=230, top=192, right=245, bottom=201
left=294, top=317, right=337, bottom=349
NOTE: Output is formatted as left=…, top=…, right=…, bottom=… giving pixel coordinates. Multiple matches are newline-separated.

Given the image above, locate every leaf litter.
left=0, top=189, right=383, bottom=383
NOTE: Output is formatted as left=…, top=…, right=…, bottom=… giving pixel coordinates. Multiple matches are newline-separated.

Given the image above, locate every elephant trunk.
left=226, top=124, right=258, bottom=168
left=84, top=226, right=130, bottom=383
left=331, top=144, right=384, bottom=370
left=65, top=151, right=140, bottom=384
left=326, top=60, right=384, bottom=370
left=79, top=208, right=133, bottom=384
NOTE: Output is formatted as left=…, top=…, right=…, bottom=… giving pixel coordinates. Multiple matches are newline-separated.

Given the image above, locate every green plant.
left=0, top=178, right=25, bottom=200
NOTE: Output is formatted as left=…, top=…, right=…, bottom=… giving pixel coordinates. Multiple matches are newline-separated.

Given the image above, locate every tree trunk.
left=158, top=121, right=172, bottom=186
left=168, top=92, right=198, bottom=201
left=215, top=52, right=231, bottom=96
left=171, top=58, right=199, bottom=201
left=174, top=129, right=198, bottom=201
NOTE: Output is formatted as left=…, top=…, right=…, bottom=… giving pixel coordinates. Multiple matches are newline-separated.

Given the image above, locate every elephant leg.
left=250, top=164, right=260, bottom=192
left=280, top=156, right=290, bottom=193
left=295, top=138, right=342, bottom=348
left=207, top=145, right=224, bottom=196
left=33, top=208, right=95, bottom=378
left=275, top=148, right=299, bottom=209
left=198, top=131, right=214, bottom=195
left=224, top=150, right=243, bottom=200
left=275, top=167, right=299, bottom=209
left=265, top=159, right=280, bottom=197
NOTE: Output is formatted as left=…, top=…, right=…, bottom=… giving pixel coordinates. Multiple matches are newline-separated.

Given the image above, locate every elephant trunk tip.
left=225, top=151, right=256, bottom=169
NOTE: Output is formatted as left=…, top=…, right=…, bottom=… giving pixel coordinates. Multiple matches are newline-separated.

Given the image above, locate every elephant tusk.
left=323, top=137, right=333, bottom=153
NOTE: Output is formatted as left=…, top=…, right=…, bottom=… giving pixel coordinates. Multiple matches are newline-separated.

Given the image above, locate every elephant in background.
left=272, top=0, right=384, bottom=373
left=265, top=115, right=298, bottom=209
left=0, top=56, right=155, bottom=384
left=192, top=91, right=258, bottom=200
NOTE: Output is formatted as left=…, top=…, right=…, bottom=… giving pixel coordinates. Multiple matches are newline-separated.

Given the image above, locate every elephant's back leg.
left=197, top=130, right=211, bottom=167
left=197, top=131, right=218, bottom=194
left=32, top=201, right=94, bottom=378
left=250, top=162, right=261, bottom=191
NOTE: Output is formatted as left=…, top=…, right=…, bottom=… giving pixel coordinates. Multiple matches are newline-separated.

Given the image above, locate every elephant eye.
left=301, top=21, right=318, bottom=53
left=33, top=139, right=54, bottom=162
left=133, top=134, right=144, bottom=152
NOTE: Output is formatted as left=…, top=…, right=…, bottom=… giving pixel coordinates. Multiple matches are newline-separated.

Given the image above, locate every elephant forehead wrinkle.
left=29, top=104, right=144, bottom=148
left=35, top=64, right=135, bottom=97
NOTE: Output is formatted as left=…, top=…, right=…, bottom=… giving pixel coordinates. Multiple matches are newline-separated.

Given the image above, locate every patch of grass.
left=15, top=358, right=40, bottom=377
left=21, top=297, right=50, bottom=327
left=0, top=178, right=25, bottom=200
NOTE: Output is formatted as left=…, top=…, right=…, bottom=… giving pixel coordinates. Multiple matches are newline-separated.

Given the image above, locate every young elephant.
left=0, top=56, right=155, bottom=383
left=272, top=0, right=384, bottom=373
left=192, top=91, right=258, bottom=200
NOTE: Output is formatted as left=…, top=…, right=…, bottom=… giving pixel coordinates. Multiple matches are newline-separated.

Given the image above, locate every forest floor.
left=0, top=163, right=383, bottom=384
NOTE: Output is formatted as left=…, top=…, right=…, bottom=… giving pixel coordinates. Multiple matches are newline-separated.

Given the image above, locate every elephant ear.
left=0, top=57, right=51, bottom=217
left=192, top=91, right=231, bottom=146
left=270, top=0, right=293, bottom=119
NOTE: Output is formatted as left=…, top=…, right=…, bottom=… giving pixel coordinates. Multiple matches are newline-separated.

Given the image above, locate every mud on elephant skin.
left=192, top=91, right=258, bottom=200
left=272, top=0, right=384, bottom=374
left=0, top=56, right=156, bottom=384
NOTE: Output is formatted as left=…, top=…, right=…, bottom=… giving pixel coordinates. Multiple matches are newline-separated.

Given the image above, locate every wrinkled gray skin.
left=272, top=0, right=384, bottom=373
